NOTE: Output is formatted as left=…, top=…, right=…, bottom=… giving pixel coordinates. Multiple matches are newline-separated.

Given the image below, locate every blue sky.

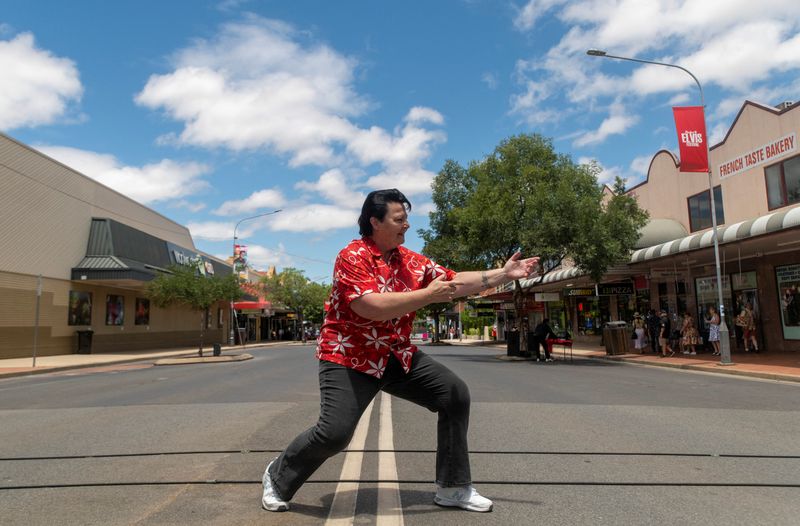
left=3, top=1, right=799, bottom=282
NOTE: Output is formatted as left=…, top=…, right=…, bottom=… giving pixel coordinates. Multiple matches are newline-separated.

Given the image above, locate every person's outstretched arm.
left=351, top=275, right=461, bottom=321
left=451, top=252, right=540, bottom=297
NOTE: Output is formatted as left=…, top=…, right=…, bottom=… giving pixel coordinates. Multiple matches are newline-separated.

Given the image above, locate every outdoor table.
left=547, top=338, right=573, bottom=362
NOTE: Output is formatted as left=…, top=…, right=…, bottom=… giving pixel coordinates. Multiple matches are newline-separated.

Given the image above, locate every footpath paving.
left=2, top=339, right=799, bottom=384
left=0, top=341, right=293, bottom=379
left=448, top=338, right=800, bottom=383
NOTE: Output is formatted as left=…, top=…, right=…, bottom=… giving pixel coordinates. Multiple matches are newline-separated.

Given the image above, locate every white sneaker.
left=434, top=485, right=493, bottom=512
left=689, top=351, right=696, bottom=355
left=262, top=459, right=289, bottom=512
left=545, top=358, right=554, bottom=362
left=681, top=351, right=690, bottom=354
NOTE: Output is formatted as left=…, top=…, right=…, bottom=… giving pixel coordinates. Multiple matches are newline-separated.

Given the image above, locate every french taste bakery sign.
left=718, top=133, right=796, bottom=179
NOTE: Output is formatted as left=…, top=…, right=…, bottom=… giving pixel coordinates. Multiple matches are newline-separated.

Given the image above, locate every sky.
left=3, top=0, right=800, bottom=283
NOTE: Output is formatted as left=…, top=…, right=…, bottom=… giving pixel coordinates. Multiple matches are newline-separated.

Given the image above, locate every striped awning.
left=515, top=205, right=800, bottom=289
left=630, top=206, right=800, bottom=264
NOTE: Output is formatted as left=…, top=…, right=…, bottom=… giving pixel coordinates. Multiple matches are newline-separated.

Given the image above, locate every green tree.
left=261, top=268, right=330, bottom=341
left=146, top=264, right=242, bottom=356
left=416, top=302, right=452, bottom=343
left=420, top=133, right=648, bottom=352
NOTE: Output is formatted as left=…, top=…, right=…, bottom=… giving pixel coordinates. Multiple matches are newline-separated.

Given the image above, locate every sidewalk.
left=3, top=339, right=799, bottom=384
left=0, top=342, right=292, bottom=379
left=444, top=338, right=800, bottom=383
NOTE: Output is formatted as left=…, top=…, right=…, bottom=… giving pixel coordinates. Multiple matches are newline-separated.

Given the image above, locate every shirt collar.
left=362, top=236, right=400, bottom=261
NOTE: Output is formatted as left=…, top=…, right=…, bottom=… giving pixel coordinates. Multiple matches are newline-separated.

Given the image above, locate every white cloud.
left=188, top=220, right=238, bottom=242
left=243, top=243, right=293, bottom=270
left=135, top=17, right=445, bottom=178
left=574, top=100, right=638, bottom=147
left=481, top=72, right=498, bottom=90
left=170, top=199, right=207, bottom=213
left=0, top=32, right=82, bottom=129
left=366, top=167, right=438, bottom=196
left=268, top=204, right=359, bottom=232
left=510, top=0, right=800, bottom=135
left=629, top=155, right=652, bottom=178
left=295, top=169, right=365, bottom=208
left=213, top=188, right=286, bottom=216
left=514, top=0, right=567, bottom=31
left=36, top=145, right=211, bottom=204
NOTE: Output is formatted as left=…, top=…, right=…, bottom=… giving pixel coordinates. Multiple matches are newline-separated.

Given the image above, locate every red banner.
left=673, top=106, right=709, bottom=173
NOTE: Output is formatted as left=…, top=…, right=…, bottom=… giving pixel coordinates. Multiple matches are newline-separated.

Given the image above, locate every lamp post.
left=230, top=209, right=282, bottom=345
left=586, top=49, right=732, bottom=365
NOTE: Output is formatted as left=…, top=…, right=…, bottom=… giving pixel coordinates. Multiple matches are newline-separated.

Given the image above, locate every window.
left=688, top=185, right=725, bottom=232
left=765, top=154, right=800, bottom=210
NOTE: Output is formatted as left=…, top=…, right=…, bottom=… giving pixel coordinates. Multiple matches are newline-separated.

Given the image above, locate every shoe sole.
left=433, top=496, right=493, bottom=512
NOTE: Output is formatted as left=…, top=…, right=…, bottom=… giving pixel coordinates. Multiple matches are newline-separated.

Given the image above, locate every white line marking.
left=325, top=399, right=374, bottom=525
left=377, top=393, right=405, bottom=526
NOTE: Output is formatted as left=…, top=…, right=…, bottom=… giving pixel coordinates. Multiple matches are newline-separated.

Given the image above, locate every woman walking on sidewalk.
left=706, top=306, right=721, bottom=356
left=632, top=313, right=647, bottom=353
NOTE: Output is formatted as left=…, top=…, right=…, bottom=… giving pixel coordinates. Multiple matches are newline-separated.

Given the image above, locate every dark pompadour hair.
left=358, top=189, right=412, bottom=236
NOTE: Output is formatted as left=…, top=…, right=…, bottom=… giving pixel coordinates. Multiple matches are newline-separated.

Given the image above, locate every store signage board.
left=596, top=284, right=634, bottom=296
left=563, top=288, right=595, bottom=297
left=718, top=132, right=796, bottom=179
left=535, top=292, right=561, bottom=302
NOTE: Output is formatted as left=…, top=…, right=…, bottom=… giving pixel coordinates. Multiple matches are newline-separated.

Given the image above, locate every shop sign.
left=563, top=287, right=595, bottom=297
left=718, top=132, right=796, bottom=179
left=535, top=292, right=561, bottom=302
left=475, top=310, right=495, bottom=317
left=240, top=308, right=262, bottom=315
left=596, top=283, right=634, bottom=296
left=500, top=302, right=515, bottom=310
left=732, top=271, right=757, bottom=291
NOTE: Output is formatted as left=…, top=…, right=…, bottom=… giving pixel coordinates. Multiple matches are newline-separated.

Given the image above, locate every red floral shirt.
left=316, top=237, right=456, bottom=378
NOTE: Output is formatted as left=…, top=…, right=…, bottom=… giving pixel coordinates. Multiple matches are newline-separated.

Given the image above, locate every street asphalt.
left=1, top=343, right=799, bottom=525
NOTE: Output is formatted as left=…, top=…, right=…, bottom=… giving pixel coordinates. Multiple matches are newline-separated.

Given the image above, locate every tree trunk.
left=432, top=311, right=441, bottom=343
left=198, top=310, right=205, bottom=357
left=514, top=280, right=528, bottom=356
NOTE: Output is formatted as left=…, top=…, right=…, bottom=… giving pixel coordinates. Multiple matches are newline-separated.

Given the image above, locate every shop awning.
left=630, top=206, right=800, bottom=264
left=233, top=300, right=273, bottom=310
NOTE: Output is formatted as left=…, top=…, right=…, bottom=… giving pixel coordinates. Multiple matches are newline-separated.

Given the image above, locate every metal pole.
left=230, top=209, right=282, bottom=345
left=586, top=49, right=732, bottom=364
left=32, top=274, right=42, bottom=368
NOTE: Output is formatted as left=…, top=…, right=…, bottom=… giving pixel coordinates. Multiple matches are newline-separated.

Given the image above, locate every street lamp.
left=230, top=209, right=282, bottom=345
left=586, top=49, right=733, bottom=365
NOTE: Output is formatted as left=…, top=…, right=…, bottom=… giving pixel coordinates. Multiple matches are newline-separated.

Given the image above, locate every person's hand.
left=426, top=275, right=462, bottom=303
left=503, top=252, right=540, bottom=280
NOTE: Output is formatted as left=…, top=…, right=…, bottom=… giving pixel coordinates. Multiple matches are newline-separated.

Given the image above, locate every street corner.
left=154, top=353, right=254, bottom=366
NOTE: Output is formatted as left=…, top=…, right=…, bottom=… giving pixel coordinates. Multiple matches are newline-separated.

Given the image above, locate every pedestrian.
left=260, top=189, right=540, bottom=513
left=658, top=310, right=674, bottom=357
left=632, top=313, right=646, bottom=353
left=740, top=302, right=760, bottom=353
left=532, top=318, right=557, bottom=362
left=645, top=309, right=660, bottom=354
left=706, top=306, right=721, bottom=356
left=679, top=312, right=700, bottom=355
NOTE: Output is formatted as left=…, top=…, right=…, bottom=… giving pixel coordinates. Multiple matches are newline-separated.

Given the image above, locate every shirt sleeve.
left=334, top=248, right=379, bottom=309
left=417, top=255, right=456, bottom=288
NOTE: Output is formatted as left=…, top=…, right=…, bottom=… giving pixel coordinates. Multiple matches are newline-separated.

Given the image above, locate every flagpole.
left=586, top=49, right=732, bottom=364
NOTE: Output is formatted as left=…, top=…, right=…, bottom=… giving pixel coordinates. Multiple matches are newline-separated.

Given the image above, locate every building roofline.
left=0, top=131, right=193, bottom=239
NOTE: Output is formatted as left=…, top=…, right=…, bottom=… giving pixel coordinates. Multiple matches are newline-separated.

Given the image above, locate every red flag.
left=673, top=106, right=709, bottom=172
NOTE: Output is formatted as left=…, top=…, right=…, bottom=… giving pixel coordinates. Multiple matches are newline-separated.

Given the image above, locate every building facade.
left=0, top=133, right=232, bottom=359
left=494, top=100, right=800, bottom=353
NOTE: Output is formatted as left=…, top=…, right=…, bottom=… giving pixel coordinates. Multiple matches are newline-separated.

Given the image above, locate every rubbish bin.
left=76, top=329, right=93, bottom=354
left=212, top=343, right=222, bottom=357
left=602, top=321, right=630, bottom=355
left=506, top=330, right=520, bottom=356
left=526, top=331, right=537, bottom=356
